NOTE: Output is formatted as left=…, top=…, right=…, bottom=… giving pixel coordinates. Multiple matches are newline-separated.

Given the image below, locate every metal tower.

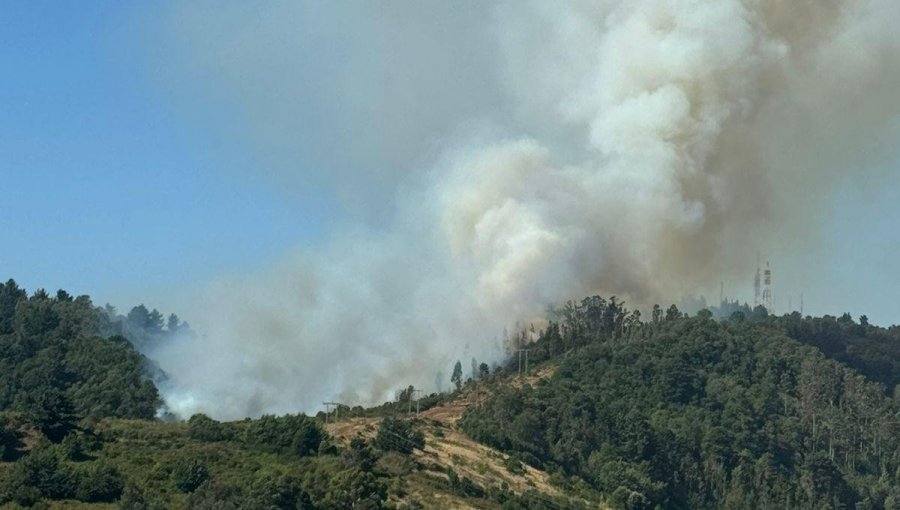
left=761, top=261, right=773, bottom=311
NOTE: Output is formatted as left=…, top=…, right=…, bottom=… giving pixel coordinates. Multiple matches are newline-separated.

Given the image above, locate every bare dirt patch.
left=325, top=367, right=567, bottom=501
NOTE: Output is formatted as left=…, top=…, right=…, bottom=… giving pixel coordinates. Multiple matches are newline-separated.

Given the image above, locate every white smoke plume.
left=150, top=0, right=900, bottom=419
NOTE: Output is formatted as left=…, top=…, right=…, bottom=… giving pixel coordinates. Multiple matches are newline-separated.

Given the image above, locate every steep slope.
left=323, top=366, right=594, bottom=510
left=460, top=314, right=900, bottom=509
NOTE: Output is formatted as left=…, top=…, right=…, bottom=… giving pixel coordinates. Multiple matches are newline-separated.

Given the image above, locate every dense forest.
left=3, top=279, right=900, bottom=509
left=462, top=297, right=900, bottom=509
left=0, top=280, right=162, bottom=435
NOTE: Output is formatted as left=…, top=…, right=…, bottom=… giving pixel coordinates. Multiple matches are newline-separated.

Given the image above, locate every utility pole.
left=411, top=389, right=424, bottom=416
left=323, top=402, right=341, bottom=425
left=517, top=349, right=531, bottom=377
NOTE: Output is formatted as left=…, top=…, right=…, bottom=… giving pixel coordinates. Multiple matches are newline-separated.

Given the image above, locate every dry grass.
left=325, top=365, right=569, bottom=505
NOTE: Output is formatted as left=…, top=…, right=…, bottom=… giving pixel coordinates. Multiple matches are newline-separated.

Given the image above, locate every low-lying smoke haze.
left=145, top=0, right=900, bottom=420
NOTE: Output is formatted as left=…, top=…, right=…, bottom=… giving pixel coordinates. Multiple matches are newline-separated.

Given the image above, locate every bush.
left=246, top=474, right=314, bottom=510
left=60, top=430, right=100, bottom=461
left=187, top=480, right=240, bottom=510
left=343, top=436, right=377, bottom=471
left=171, top=458, right=209, bottom=493
left=117, top=481, right=169, bottom=510
left=75, top=461, right=124, bottom=502
left=1, top=443, right=77, bottom=501
left=373, top=418, right=424, bottom=455
left=243, top=414, right=326, bottom=457
left=118, top=482, right=148, bottom=510
left=447, top=469, right=485, bottom=498
left=187, top=413, right=234, bottom=442
left=313, top=467, right=385, bottom=510
left=505, top=455, right=526, bottom=475
left=0, top=418, right=23, bottom=461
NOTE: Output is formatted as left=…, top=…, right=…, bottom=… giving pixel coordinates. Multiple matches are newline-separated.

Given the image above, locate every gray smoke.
left=148, top=0, right=900, bottom=419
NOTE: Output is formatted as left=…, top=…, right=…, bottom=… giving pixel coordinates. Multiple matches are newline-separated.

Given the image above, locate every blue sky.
left=1, top=1, right=501, bottom=316
left=0, top=2, right=332, bottom=309
left=2, top=2, right=899, bottom=327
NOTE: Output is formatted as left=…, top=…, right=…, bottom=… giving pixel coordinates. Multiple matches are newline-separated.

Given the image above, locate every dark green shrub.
left=75, top=461, right=124, bottom=502
left=3, top=443, right=77, bottom=500
left=187, top=413, right=234, bottom=442
left=117, top=481, right=168, bottom=510
left=246, top=474, right=314, bottom=510
left=187, top=480, right=240, bottom=510
left=171, top=458, right=209, bottom=493
left=447, top=468, right=485, bottom=498
left=373, top=418, right=424, bottom=455
left=343, top=436, right=377, bottom=471
left=505, top=455, right=526, bottom=475
left=244, top=414, right=326, bottom=457
left=0, top=417, right=23, bottom=461
left=313, top=467, right=385, bottom=510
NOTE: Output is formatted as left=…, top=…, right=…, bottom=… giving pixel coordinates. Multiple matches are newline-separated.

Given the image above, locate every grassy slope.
left=2, top=364, right=602, bottom=510
left=324, top=365, right=601, bottom=509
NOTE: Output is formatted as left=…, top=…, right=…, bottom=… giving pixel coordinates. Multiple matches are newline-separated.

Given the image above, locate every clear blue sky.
left=0, top=2, right=332, bottom=310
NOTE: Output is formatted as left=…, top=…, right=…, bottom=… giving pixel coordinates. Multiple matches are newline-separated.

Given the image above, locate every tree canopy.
left=462, top=299, right=900, bottom=509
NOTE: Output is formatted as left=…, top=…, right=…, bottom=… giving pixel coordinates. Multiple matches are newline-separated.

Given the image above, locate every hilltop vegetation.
left=462, top=297, right=900, bottom=509
left=0, top=280, right=161, bottom=438
left=3, top=279, right=900, bottom=509
left=0, top=280, right=580, bottom=509
left=0, top=280, right=390, bottom=509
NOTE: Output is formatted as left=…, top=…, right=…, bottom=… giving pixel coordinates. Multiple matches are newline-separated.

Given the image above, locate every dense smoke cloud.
left=149, top=0, right=900, bottom=419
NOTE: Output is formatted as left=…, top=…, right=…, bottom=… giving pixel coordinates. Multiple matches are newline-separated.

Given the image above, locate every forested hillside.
left=0, top=280, right=162, bottom=436
left=0, top=281, right=394, bottom=509
left=3, top=279, right=900, bottom=509
left=0, top=280, right=576, bottom=509
left=462, top=298, right=900, bottom=510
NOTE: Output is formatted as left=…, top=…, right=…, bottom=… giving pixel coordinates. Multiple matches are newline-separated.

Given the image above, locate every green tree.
left=451, top=360, right=463, bottom=391
left=246, top=474, right=314, bottom=510
left=343, top=436, right=377, bottom=472
left=651, top=304, right=662, bottom=323
left=186, top=481, right=240, bottom=510
left=665, top=304, right=680, bottom=321
left=187, top=413, right=234, bottom=442
left=0, top=279, right=27, bottom=334
left=0, top=417, right=23, bottom=461
left=171, top=458, right=209, bottom=493
left=373, top=418, right=424, bottom=454
left=76, top=462, right=124, bottom=502
left=3, top=442, right=77, bottom=501
left=244, top=414, right=326, bottom=457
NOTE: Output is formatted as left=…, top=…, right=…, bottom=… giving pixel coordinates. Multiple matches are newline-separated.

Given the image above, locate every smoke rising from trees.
left=147, top=0, right=900, bottom=419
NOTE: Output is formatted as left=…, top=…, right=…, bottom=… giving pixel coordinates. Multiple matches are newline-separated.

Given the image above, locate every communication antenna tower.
left=753, top=260, right=762, bottom=308
left=761, top=261, right=773, bottom=311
